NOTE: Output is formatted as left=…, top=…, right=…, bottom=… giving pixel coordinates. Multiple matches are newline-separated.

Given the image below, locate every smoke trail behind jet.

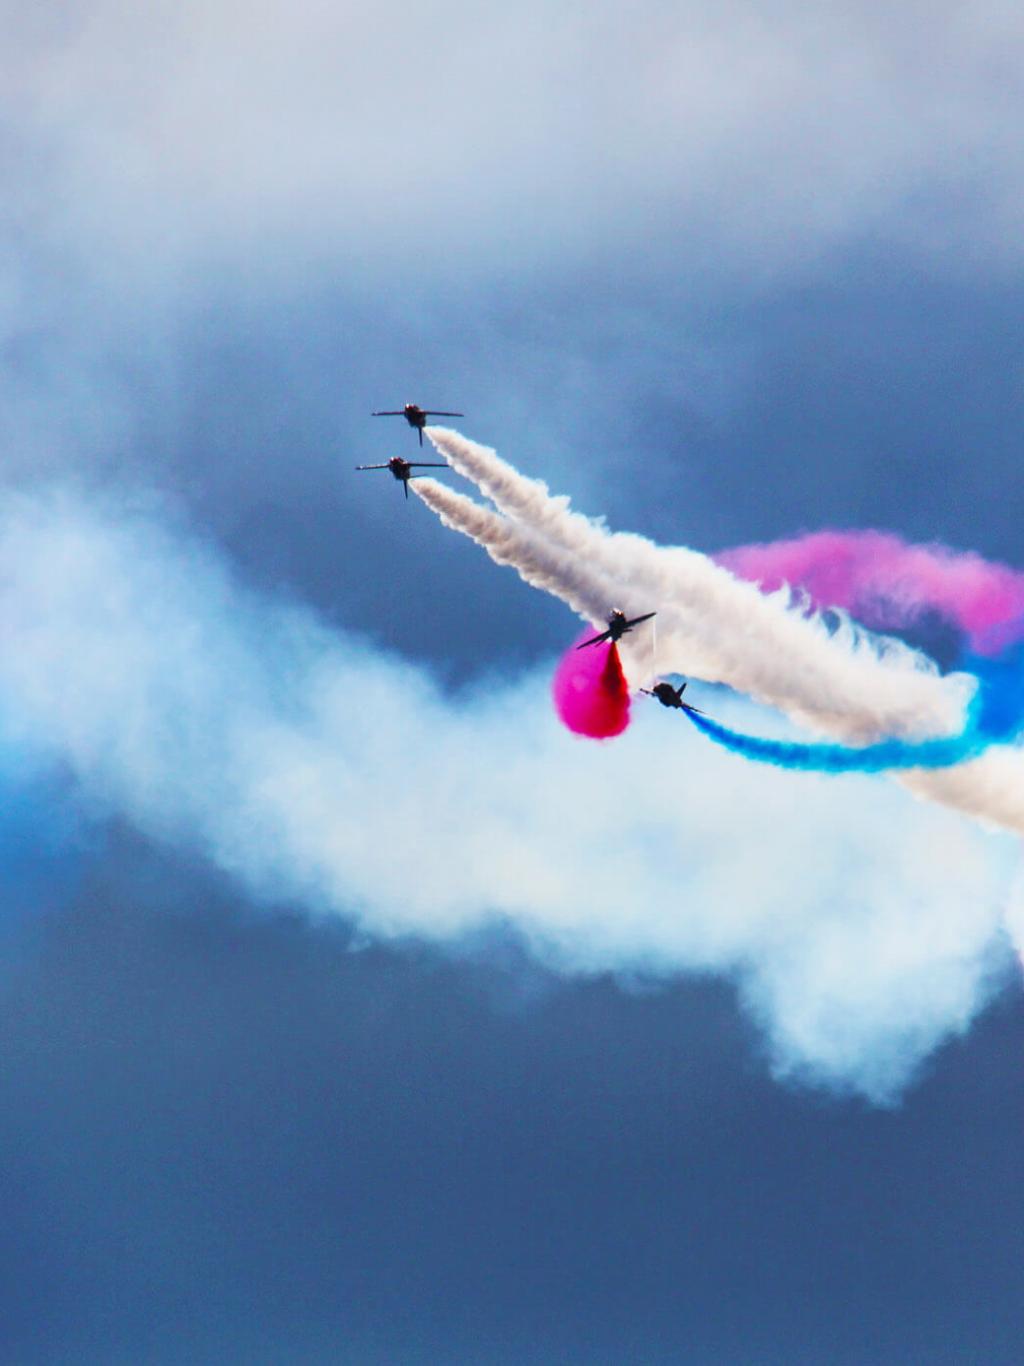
left=414, top=468, right=965, bottom=743
left=553, top=637, right=631, bottom=738
left=719, top=530, right=1024, bottom=656
left=684, top=643, right=1024, bottom=773
left=686, top=710, right=986, bottom=773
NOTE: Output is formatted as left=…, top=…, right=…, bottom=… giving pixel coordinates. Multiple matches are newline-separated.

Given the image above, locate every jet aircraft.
left=576, top=609, right=657, bottom=649
left=354, top=455, right=448, bottom=499
left=640, top=680, right=705, bottom=716
left=371, top=403, right=464, bottom=445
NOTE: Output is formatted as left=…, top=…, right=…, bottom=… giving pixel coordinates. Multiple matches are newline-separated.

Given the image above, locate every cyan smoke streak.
left=687, top=710, right=987, bottom=772
left=685, top=645, right=1024, bottom=773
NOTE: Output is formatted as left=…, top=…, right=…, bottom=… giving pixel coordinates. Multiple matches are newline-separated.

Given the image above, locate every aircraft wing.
left=423, top=410, right=464, bottom=417
left=407, top=462, right=449, bottom=469
left=624, top=611, right=657, bottom=629
left=576, top=629, right=612, bottom=649
left=371, top=411, right=404, bottom=416
left=354, top=463, right=392, bottom=470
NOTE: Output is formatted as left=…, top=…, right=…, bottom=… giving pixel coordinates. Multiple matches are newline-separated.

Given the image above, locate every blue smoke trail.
left=683, top=644, right=1024, bottom=773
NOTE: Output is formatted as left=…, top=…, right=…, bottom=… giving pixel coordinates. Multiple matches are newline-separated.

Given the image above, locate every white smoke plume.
left=0, top=484, right=1017, bottom=1102
left=416, top=434, right=1024, bottom=835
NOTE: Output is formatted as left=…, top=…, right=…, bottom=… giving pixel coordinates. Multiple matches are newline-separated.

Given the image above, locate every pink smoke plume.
left=553, top=635, right=631, bottom=738
left=718, top=530, right=1024, bottom=656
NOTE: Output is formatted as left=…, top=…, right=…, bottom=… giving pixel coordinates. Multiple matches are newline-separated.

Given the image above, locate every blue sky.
left=2, top=3, right=1024, bottom=1360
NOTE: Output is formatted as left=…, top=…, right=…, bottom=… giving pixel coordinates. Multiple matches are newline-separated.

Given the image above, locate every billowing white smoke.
left=416, top=431, right=1024, bottom=834
left=0, top=486, right=1017, bottom=1101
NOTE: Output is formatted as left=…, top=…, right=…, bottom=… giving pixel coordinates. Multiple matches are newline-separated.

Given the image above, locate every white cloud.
left=0, top=485, right=1015, bottom=1100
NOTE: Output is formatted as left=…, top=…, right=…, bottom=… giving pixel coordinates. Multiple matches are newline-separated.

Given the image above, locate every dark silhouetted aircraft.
left=354, top=455, right=448, bottom=499
left=371, top=404, right=464, bottom=445
left=576, top=609, right=656, bottom=649
left=640, top=680, right=705, bottom=716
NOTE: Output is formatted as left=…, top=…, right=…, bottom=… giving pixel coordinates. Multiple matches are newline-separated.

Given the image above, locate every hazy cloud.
left=6, top=1, right=1024, bottom=276
left=0, top=485, right=1015, bottom=1099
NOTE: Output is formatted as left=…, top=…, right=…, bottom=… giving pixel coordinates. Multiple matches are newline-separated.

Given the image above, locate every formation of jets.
left=357, top=405, right=707, bottom=717
left=358, top=402, right=463, bottom=497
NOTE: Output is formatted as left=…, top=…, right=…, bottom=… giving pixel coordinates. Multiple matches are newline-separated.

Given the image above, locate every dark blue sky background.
left=2, top=832, right=1023, bottom=1365
left=2, top=4, right=1024, bottom=1360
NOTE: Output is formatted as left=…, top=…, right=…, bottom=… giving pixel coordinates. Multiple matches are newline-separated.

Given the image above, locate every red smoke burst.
left=552, top=635, right=632, bottom=738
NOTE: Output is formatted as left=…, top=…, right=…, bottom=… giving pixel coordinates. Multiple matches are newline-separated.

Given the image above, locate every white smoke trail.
left=411, top=474, right=623, bottom=626
left=0, top=485, right=1017, bottom=1101
left=424, top=429, right=966, bottom=741
left=413, top=472, right=1024, bottom=836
